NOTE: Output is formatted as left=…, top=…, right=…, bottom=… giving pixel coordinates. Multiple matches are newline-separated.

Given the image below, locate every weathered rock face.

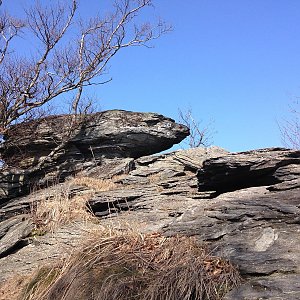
left=0, top=146, right=228, bottom=282
left=1, top=146, right=300, bottom=299
left=197, top=147, right=300, bottom=196
left=0, top=110, right=189, bottom=203
left=86, top=146, right=228, bottom=221
left=164, top=148, right=300, bottom=299
left=1, top=110, right=189, bottom=168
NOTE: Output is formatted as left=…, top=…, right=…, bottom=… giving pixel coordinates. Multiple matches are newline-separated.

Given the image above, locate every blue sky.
left=3, top=0, right=300, bottom=152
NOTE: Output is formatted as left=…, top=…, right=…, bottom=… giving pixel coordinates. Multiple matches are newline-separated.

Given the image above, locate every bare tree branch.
left=0, top=0, right=171, bottom=134
left=178, top=108, right=214, bottom=148
left=279, top=99, right=300, bottom=149
left=0, top=12, right=24, bottom=64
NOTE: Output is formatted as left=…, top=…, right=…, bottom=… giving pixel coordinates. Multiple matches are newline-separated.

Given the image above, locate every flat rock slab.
left=225, top=274, right=300, bottom=300
left=164, top=187, right=300, bottom=298
left=0, top=222, right=99, bottom=282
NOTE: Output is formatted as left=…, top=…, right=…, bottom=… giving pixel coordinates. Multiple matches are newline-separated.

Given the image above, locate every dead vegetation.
left=30, top=175, right=120, bottom=233
left=0, top=275, right=29, bottom=300
left=280, top=100, right=300, bottom=149
left=71, top=176, right=121, bottom=192
left=30, top=192, right=96, bottom=234
left=7, top=231, right=241, bottom=300
left=1, top=173, right=241, bottom=300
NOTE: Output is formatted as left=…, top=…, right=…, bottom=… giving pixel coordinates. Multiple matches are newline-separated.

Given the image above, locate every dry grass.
left=21, top=266, right=65, bottom=300
left=71, top=176, right=122, bottom=192
left=30, top=176, right=121, bottom=233
left=19, top=175, right=241, bottom=299
left=19, top=231, right=241, bottom=300
left=30, top=186, right=97, bottom=234
left=148, top=172, right=162, bottom=184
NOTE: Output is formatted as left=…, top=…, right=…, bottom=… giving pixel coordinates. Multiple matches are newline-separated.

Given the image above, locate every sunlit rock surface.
left=0, top=110, right=189, bottom=203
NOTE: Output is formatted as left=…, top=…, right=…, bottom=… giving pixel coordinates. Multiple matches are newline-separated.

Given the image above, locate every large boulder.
left=197, top=147, right=300, bottom=196
left=0, top=110, right=189, bottom=168
left=0, top=110, right=189, bottom=203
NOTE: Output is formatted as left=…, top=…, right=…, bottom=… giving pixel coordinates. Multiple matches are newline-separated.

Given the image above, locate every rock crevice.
left=197, top=148, right=300, bottom=196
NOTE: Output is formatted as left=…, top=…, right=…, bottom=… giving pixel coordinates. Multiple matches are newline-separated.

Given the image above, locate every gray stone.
left=0, top=215, right=33, bottom=258
left=0, top=222, right=97, bottom=282
left=86, top=147, right=228, bottom=218
left=0, top=110, right=189, bottom=203
left=164, top=148, right=300, bottom=299
left=225, top=274, right=300, bottom=300
left=1, top=146, right=300, bottom=299
left=197, top=147, right=300, bottom=196
left=1, top=110, right=189, bottom=168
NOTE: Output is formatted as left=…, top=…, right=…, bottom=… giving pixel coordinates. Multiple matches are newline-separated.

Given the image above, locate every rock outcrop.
left=1, top=110, right=189, bottom=167
left=87, top=146, right=228, bottom=222
left=1, top=124, right=300, bottom=299
left=0, top=146, right=228, bottom=282
left=197, top=147, right=300, bottom=196
left=164, top=148, right=300, bottom=299
left=0, top=110, right=189, bottom=203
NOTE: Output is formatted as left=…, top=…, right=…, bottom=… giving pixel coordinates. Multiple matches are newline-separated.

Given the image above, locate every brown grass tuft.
left=30, top=175, right=120, bottom=234
left=21, top=232, right=241, bottom=300
left=30, top=185, right=97, bottom=234
left=71, top=176, right=120, bottom=192
left=30, top=175, right=125, bottom=234
left=22, top=266, right=62, bottom=300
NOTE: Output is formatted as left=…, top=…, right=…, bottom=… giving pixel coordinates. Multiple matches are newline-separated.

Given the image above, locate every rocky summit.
left=0, top=111, right=300, bottom=299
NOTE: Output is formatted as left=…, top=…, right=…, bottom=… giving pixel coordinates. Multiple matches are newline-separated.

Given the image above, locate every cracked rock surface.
left=0, top=147, right=227, bottom=282
left=0, top=147, right=299, bottom=300
left=164, top=148, right=300, bottom=299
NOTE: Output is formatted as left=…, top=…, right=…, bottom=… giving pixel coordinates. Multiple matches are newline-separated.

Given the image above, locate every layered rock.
left=164, top=148, right=300, bottom=299
left=0, top=110, right=189, bottom=203
left=1, top=146, right=300, bottom=299
left=87, top=146, right=228, bottom=222
left=0, top=146, right=228, bottom=281
left=197, top=147, right=300, bottom=196
left=1, top=110, right=189, bottom=168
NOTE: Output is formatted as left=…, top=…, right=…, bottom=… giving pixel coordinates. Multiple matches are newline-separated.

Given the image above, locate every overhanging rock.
left=0, top=110, right=189, bottom=204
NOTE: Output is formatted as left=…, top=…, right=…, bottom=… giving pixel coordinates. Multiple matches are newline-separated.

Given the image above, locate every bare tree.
left=178, top=108, right=213, bottom=148
left=279, top=99, right=300, bottom=149
left=0, top=0, right=170, bottom=135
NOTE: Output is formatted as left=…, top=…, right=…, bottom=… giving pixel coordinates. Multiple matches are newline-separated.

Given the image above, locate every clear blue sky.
left=3, top=0, right=300, bottom=152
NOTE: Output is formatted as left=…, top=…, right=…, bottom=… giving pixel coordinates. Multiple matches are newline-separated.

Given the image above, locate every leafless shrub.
left=0, top=0, right=170, bottom=133
left=279, top=99, right=300, bottom=149
left=178, top=108, right=214, bottom=148
left=20, top=232, right=241, bottom=300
